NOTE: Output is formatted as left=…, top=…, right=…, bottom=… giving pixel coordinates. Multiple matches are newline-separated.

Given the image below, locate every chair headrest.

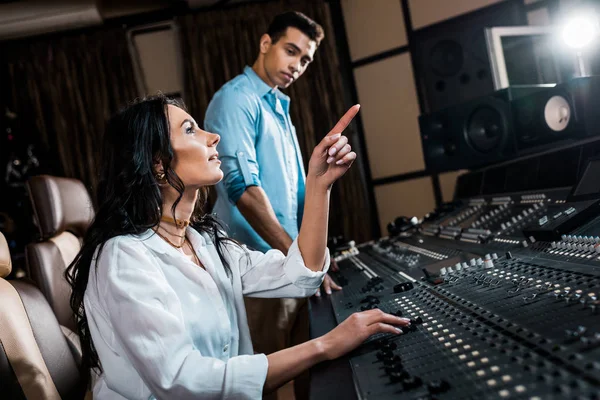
left=27, top=175, right=94, bottom=240
left=0, top=232, right=11, bottom=278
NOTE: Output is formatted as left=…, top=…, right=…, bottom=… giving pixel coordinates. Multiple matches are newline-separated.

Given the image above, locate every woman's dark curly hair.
left=66, top=94, right=237, bottom=386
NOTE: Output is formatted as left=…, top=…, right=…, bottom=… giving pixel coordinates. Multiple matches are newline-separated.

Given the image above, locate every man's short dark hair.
left=267, top=11, right=325, bottom=46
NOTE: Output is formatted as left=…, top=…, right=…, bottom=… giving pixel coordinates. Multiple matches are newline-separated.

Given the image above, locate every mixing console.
left=313, top=183, right=600, bottom=399
left=306, top=81, right=600, bottom=400
left=324, top=238, right=600, bottom=399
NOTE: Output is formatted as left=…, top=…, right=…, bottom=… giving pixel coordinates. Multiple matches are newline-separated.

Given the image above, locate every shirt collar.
left=243, top=66, right=290, bottom=102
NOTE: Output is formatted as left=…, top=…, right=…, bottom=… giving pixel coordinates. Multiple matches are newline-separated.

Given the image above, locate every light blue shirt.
left=205, top=66, right=306, bottom=252
left=84, top=228, right=329, bottom=399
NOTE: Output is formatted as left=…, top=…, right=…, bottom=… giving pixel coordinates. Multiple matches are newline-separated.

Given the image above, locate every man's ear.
left=259, top=33, right=272, bottom=54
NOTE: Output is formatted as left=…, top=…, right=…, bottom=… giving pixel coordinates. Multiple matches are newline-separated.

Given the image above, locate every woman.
left=66, top=95, right=409, bottom=399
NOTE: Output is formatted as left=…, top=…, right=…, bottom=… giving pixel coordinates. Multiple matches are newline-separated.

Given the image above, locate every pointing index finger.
left=327, top=104, right=360, bottom=137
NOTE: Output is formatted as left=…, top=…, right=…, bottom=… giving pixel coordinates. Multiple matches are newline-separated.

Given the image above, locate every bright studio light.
left=562, top=14, right=599, bottom=49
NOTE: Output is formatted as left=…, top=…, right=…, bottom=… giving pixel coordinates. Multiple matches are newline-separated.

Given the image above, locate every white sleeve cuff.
left=225, top=353, right=268, bottom=399
left=282, top=239, right=330, bottom=289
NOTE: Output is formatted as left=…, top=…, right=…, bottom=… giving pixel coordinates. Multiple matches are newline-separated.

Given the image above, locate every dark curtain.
left=2, top=27, right=138, bottom=195
left=177, top=0, right=373, bottom=242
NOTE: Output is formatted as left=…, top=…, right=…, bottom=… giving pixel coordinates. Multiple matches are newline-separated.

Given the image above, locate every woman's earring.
left=155, top=171, right=166, bottom=182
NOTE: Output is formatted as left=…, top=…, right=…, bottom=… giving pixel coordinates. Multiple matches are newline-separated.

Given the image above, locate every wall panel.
left=354, top=54, right=424, bottom=179
left=375, top=177, right=436, bottom=236
left=409, top=0, right=503, bottom=30
left=341, top=0, right=407, bottom=61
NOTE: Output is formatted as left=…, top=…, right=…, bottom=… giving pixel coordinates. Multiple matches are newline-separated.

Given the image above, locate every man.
left=205, top=11, right=341, bottom=399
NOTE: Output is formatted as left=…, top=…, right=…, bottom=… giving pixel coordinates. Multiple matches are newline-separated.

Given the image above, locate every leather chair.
left=25, top=175, right=94, bottom=333
left=0, top=231, right=86, bottom=399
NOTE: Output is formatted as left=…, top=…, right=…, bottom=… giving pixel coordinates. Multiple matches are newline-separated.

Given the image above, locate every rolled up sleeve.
left=205, top=88, right=262, bottom=204
left=283, top=239, right=331, bottom=289
left=99, top=239, right=268, bottom=399
left=231, top=238, right=330, bottom=298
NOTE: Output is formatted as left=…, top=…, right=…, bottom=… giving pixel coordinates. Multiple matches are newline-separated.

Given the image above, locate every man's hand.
left=314, top=273, right=342, bottom=297
left=330, top=258, right=340, bottom=272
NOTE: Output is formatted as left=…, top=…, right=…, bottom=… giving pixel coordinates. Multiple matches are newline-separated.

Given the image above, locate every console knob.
left=383, top=355, right=402, bottom=367
left=402, top=375, right=423, bottom=390
left=376, top=350, right=394, bottom=361
left=382, top=342, right=398, bottom=351
left=388, top=369, right=409, bottom=383
left=385, top=363, right=404, bottom=375
left=427, top=379, right=451, bottom=394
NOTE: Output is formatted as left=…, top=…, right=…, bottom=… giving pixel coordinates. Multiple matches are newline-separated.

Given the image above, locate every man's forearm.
left=236, top=186, right=293, bottom=253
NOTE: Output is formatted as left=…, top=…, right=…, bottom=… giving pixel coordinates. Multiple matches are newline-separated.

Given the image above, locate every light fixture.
left=560, top=11, right=600, bottom=77
left=561, top=14, right=599, bottom=50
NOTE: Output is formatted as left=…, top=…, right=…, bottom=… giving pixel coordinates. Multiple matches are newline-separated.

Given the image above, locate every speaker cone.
left=544, top=95, right=571, bottom=133
left=466, top=106, right=505, bottom=153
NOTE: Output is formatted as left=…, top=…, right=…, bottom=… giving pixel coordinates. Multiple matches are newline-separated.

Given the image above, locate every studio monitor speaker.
left=412, top=1, right=526, bottom=113
left=512, top=77, right=600, bottom=152
left=419, top=87, right=547, bottom=172
left=420, top=77, right=600, bottom=173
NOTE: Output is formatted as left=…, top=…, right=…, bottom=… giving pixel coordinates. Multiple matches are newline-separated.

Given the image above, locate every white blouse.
left=84, top=228, right=329, bottom=400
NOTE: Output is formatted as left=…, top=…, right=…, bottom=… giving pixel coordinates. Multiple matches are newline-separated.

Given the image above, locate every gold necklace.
left=185, top=239, right=205, bottom=270
left=154, top=228, right=186, bottom=248
left=160, top=215, right=190, bottom=229
left=157, top=224, right=186, bottom=238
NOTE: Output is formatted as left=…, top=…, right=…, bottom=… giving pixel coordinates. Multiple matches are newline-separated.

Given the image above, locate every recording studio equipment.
left=309, top=156, right=600, bottom=400
left=421, top=77, right=600, bottom=173
left=411, top=1, right=526, bottom=113
left=512, top=76, right=600, bottom=151
left=450, top=137, right=600, bottom=201
left=484, top=25, right=574, bottom=89
left=523, top=156, right=600, bottom=241
left=387, top=216, right=419, bottom=236
left=521, top=197, right=600, bottom=241
left=319, top=226, right=600, bottom=399
left=419, top=86, right=547, bottom=172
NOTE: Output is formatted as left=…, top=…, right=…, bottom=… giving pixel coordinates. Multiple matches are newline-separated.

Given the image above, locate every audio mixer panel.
left=313, top=185, right=600, bottom=399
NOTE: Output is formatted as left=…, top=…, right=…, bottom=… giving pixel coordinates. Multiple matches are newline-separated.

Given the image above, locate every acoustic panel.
left=341, top=0, right=407, bottom=61
left=354, top=54, right=424, bottom=179
left=375, top=177, right=436, bottom=236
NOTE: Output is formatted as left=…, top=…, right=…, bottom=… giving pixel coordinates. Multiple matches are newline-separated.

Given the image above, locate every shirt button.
left=223, top=344, right=229, bottom=352
left=238, top=151, right=244, bottom=156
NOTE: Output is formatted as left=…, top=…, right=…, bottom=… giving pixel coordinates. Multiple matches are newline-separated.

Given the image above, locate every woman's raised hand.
left=307, top=105, right=360, bottom=189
